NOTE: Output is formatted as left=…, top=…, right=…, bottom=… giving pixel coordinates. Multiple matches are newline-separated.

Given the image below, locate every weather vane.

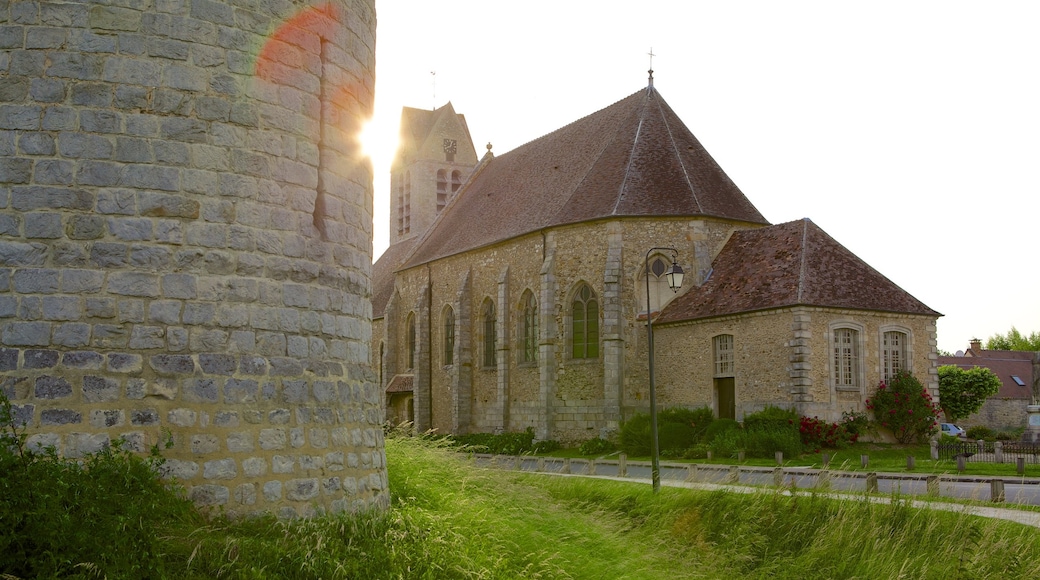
left=647, top=48, right=656, bottom=86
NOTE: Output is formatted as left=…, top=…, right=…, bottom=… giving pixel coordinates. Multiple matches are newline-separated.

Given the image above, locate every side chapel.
left=372, top=80, right=941, bottom=443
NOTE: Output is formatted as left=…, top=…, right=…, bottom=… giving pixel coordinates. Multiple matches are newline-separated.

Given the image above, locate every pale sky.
left=363, top=1, right=1040, bottom=355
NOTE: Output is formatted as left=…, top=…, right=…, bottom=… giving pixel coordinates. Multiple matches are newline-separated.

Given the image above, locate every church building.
left=372, top=81, right=941, bottom=443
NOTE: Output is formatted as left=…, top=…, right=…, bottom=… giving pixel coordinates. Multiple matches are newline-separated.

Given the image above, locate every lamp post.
left=645, top=247, right=684, bottom=493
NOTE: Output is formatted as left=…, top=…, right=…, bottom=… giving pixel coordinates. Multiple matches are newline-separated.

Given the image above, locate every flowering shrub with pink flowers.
left=798, top=416, right=857, bottom=452
left=865, top=370, right=941, bottom=444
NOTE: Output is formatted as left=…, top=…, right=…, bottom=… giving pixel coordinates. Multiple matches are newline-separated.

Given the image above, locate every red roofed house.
left=372, top=80, right=941, bottom=443
left=937, top=339, right=1038, bottom=430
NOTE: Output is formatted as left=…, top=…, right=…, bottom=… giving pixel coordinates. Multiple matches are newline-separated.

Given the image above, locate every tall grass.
left=6, top=428, right=1040, bottom=578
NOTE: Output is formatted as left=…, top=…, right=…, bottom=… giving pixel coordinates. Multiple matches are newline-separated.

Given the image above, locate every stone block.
left=129, top=325, right=165, bottom=349
left=62, top=350, right=103, bottom=369
left=191, top=434, right=219, bottom=454
left=150, top=353, right=194, bottom=375
left=82, top=375, right=119, bottom=402
left=62, top=269, right=104, bottom=293
left=203, top=458, right=236, bottom=480
left=189, top=485, right=229, bottom=506
left=259, top=428, right=286, bottom=450
left=14, top=268, right=60, bottom=293
left=272, top=455, right=294, bottom=474
left=242, top=457, right=267, bottom=477
left=128, top=407, right=159, bottom=426
left=226, top=432, right=253, bottom=453
left=23, top=213, right=62, bottom=238
left=42, top=296, right=81, bottom=321
left=107, top=352, right=142, bottom=373
left=24, top=349, right=59, bottom=369
left=65, top=432, right=109, bottom=458
left=53, top=323, right=90, bottom=347
left=262, top=480, right=282, bottom=502
left=4, top=321, right=52, bottom=346
left=107, top=272, right=159, bottom=297
left=41, top=408, right=81, bottom=425
left=89, top=409, right=124, bottom=428
left=159, top=459, right=199, bottom=480
left=286, top=478, right=319, bottom=501
left=167, top=408, right=197, bottom=427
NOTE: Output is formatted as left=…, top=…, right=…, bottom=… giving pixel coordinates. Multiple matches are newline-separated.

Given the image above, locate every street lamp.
left=645, top=247, right=684, bottom=493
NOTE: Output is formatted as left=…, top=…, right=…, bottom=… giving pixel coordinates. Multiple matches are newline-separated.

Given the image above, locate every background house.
left=938, top=339, right=1038, bottom=430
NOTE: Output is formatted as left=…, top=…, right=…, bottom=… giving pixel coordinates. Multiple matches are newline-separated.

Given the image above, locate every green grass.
left=7, top=433, right=1040, bottom=578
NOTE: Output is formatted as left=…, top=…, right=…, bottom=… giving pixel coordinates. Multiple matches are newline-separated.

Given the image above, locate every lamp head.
left=665, top=260, right=684, bottom=292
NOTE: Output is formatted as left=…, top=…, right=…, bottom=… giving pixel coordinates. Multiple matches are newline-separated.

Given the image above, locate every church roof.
left=371, top=238, right=418, bottom=319
left=402, top=87, right=768, bottom=267
left=394, top=102, right=473, bottom=168
left=657, top=218, right=941, bottom=323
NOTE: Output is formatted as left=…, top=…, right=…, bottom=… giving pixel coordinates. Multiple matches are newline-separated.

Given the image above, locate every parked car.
left=940, top=423, right=966, bottom=438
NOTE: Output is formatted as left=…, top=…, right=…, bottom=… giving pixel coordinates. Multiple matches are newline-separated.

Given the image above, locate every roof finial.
left=647, top=47, right=655, bottom=90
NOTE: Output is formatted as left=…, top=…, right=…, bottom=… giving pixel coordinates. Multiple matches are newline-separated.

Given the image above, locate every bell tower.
left=390, top=103, right=479, bottom=244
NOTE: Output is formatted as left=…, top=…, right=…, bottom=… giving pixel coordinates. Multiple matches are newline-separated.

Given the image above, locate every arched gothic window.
left=519, top=290, right=537, bottom=364
left=571, top=284, right=599, bottom=359
left=406, top=312, right=416, bottom=371
left=482, top=299, right=496, bottom=369
left=443, top=306, right=455, bottom=365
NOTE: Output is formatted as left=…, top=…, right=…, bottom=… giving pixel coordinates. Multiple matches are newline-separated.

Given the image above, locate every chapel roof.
left=371, top=237, right=418, bottom=319
left=657, top=218, right=941, bottom=323
left=402, top=87, right=768, bottom=268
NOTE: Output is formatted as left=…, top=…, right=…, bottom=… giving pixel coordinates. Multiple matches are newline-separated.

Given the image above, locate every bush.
left=533, top=439, right=562, bottom=454
left=0, top=391, right=198, bottom=578
left=866, top=370, right=941, bottom=444
left=659, top=406, right=715, bottom=440
left=742, top=427, right=803, bottom=458
left=704, top=418, right=740, bottom=443
left=965, top=425, right=995, bottom=441
left=682, top=443, right=711, bottom=459
left=799, top=416, right=856, bottom=451
left=840, top=410, right=873, bottom=439
left=619, top=407, right=707, bottom=457
left=578, top=437, right=616, bottom=456
left=452, top=428, right=537, bottom=455
left=743, top=406, right=799, bottom=434
left=708, top=429, right=744, bottom=458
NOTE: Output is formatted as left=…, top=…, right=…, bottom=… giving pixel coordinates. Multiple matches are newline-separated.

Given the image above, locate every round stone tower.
left=0, top=0, right=385, bottom=516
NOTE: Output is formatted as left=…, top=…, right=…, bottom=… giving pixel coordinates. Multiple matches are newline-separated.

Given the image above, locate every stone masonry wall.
left=0, top=0, right=386, bottom=517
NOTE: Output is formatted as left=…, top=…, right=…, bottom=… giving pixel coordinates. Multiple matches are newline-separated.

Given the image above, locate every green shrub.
left=743, top=406, right=799, bottom=433
left=841, top=410, right=873, bottom=439
left=619, top=407, right=707, bottom=456
left=743, top=427, right=803, bottom=458
left=866, top=370, right=941, bottom=444
left=659, top=406, right=715, bottom=440
left=704, top=418, right=740, bottom=442
left=578, top=437, right=616, bottom=456
left=682, top=443, right=711, bottom=459
left=965, top=425, right=995, bottom=441
left=452, top=428, right=537, bottom=454
left=533, top=439, right=562, bottom=454
left=996, top=430, right=1018, bottom=441
left=619, top=413, right=652, bottom=456
left=708, top=429, right=744, bottom=458
left=658, top=421, right=698, bottom=458
left=0, top=391, right=198, bottom=578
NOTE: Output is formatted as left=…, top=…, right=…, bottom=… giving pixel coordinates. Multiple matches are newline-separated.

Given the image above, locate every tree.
left=985, top=327, right=1040, bottom=351
left=865, top=370, right=941, bottom=444
left=937, top=365, right=1002, bottom=422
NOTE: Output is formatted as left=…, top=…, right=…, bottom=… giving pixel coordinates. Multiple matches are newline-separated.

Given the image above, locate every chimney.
left=969, top=338, right=982, bottom=353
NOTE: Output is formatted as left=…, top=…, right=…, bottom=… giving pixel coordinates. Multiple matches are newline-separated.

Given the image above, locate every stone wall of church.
left=0, top=0, right=385, bottom=517
left=387, top=215, right=758, bottom=443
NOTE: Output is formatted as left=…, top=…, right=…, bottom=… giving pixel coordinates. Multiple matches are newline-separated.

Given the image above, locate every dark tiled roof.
left=395, top=103, right=473, bottom=167
left=385, top=374, right=414, bottom=394
left=402, top=87, right=768, bottom=267
left=658, top=218, right=941, bottom=323
left=371, top=238, right=417, bottom=319
left=937, top=353, right=1034, bottom=400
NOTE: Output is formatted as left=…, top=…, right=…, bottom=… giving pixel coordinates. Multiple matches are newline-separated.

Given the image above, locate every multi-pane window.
left=713, top=334, right=734, bottom=377
left=571, top=284, right=599, bottom=359
left=403, top=171, right=411, bottom=233
left=443, top=307, right=455, bottom=365
left=520, top=291, right=537, bottom=363
left=832, top=327, right=859, bottom=387
left=406, top=313, right=416, bottom=371
left=482, top=300, right=496, bottom=368
left=882, top=330, right=907, bottom=381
